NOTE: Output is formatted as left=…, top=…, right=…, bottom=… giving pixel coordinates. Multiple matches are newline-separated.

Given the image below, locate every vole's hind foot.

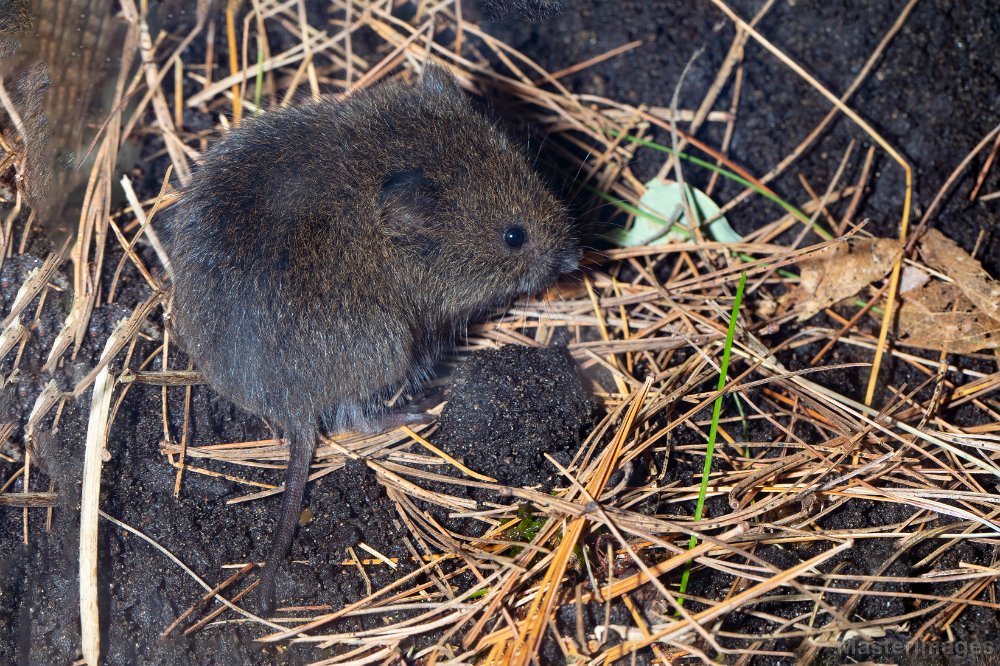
left=372, top=409, right=435, bottom=431
left=321, top=401, right=435, bottom=435
left=321, top=401, right=368, bottom=433
left=366, top=394, right=442, bottom=432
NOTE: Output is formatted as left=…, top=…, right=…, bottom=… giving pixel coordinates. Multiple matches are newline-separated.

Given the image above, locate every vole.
left=163, top=64, right=579, bottom=609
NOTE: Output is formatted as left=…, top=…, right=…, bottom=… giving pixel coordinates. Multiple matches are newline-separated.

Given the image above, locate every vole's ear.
left=380, top=169, right=443, bottom=259
left=380, top=169, right=434, bottom=204
left=380, top=169, right=439, bottom=225
left=418, top=63, right=469, bottom=105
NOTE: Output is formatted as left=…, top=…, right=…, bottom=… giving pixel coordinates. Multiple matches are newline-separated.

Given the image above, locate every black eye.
left=503, top=225, right=527, bottom=249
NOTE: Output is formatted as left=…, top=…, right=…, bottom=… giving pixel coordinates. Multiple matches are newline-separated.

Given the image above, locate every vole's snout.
left=518, top=246, right=577, bottom=295
left=526, top=246, right=580, bottom=294
left=557, top=248, right=582, bottom=275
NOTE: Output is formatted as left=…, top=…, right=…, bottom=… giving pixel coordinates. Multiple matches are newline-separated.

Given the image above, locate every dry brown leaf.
left=906, top=279, right=977, bottom=311
left=896, top=261, right=1000, bottom=353
left=892, top=230, right=1000, bottom=353
left=781, top=238, right=902, bottom=321
left=918, top=228, right=1000, bottom=321
left=897, top=306, right=1000, bottom=353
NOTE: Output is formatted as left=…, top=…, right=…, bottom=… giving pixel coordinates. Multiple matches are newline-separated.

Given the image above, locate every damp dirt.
left=2, top=1, right=999, bottom=664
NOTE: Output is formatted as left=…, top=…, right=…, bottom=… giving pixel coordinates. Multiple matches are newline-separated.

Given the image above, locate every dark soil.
left=436, top=344, right=598, bottom=489
left=2, top=1, right=999, bottom=664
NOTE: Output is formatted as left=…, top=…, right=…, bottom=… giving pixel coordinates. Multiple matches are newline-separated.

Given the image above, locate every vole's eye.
left=503, top=225, right=527, bottom=249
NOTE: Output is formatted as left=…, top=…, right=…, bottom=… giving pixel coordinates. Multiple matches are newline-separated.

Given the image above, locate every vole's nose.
left=557, top=248, right=582, bottom=275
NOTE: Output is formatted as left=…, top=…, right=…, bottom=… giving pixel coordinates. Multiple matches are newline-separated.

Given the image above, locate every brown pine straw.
left=3, top=0, right=999, bottom=664
left=507, top=378, right=652, bottom=662
left=704, top=0, right=914, bottom=409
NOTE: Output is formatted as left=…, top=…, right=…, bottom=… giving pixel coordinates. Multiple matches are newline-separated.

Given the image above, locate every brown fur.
left=0, top=0, right=31, bottom=38
left=164, top=65, right=578, bottom=608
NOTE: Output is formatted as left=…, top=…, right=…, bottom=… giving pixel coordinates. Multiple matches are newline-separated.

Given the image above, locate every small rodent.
left=164, top=64, right=579, bottom=609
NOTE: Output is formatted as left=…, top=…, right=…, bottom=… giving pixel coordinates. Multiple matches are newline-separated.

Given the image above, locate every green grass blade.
left=678, top=271, right=747, bottom=604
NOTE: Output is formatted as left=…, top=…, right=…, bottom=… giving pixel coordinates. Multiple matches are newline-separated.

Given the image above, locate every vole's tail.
left=256, top=419, right=316, bottom=612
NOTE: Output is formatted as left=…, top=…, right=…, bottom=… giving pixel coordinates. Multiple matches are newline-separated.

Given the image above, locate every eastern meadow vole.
left=164, top=64, right=579, bottom=609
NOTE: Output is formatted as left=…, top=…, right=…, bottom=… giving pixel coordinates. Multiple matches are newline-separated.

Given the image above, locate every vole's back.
left=170, top=70, right=488, bottom=424
left=168, top=67, right=575, bottom=428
